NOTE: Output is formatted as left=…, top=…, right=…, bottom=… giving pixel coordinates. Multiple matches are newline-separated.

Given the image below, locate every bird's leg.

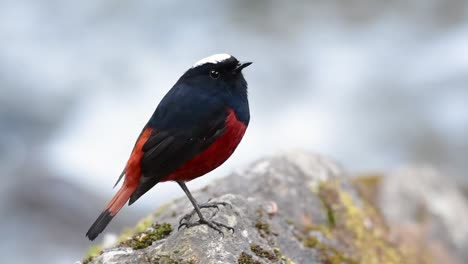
left=177, top=181, right=234, bottom=235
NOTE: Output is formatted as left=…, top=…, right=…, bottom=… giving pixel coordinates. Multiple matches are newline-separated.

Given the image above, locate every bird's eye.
left=209, top=70, right=220, bottom=79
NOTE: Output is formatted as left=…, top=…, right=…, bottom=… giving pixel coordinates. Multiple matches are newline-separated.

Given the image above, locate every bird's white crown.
left=192, top=53, right=233, bottom=68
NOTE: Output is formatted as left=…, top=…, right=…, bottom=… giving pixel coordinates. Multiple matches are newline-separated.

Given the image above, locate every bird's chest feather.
left=163, top=108, right=247, bottom=182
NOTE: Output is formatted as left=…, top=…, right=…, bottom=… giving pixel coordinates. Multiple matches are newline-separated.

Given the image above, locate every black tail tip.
left=86, top=210, right=114, bottom=241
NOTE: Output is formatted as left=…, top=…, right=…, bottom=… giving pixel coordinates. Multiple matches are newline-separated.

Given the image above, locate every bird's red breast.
left=162, top=108, right=247, bottom=182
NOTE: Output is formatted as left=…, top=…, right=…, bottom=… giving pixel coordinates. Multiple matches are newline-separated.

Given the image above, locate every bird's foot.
left=179, top=217, right=234, bottom=236
left=178, top=201, right=233, bottom=235
left=178, top=201, right=231, bottom=225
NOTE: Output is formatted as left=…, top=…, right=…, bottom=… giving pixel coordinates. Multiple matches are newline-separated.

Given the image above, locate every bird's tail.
left=86, top=184, right=137, bottom=240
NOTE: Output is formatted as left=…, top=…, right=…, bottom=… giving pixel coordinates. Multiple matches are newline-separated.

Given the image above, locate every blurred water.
left=1, top=1, right=468, bottom=263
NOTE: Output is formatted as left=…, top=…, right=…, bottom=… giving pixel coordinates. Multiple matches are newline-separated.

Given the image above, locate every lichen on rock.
left=250, top=244, right=279, bottom=262
left=304, top=180, right=404, bottom=263
left=119, top=223, right=173, bottom=250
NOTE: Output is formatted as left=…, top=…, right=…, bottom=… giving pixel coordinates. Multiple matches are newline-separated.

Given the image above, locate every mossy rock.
left=296, top=179, right=432, bottom=264
left=119, top=223, right=173, bottom=250
left=81, top=153, right=441, bottom=264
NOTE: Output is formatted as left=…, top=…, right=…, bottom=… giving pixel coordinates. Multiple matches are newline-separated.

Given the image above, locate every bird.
left=86, top=53, right=251, bottom=241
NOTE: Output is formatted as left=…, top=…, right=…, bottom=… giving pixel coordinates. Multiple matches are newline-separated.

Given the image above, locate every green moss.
left=120, top=223, right=173, bottom=250
left=304, top=181, right=407, bottom=264
left=238, top=252, right=262, bottom=264
left=82, top=256, right=93, bottom=264
left=150, top=254, right=197, bottom=264
left=272, top=248, right=296, bottom=264
left=324, top=204, right=336, bottom=228
left=117, top=202, right=173, bottom=243
left=250, top=244, right=278, bottom=262
left=302, top=235, right=319, bottom=248
left=151, top=255, right=178, bottom=264
left=255, top=220, right=272, bottom=238
left=81, top=201, right=179, bottom=262
left=300, top=233, right=357, bottom=264
left=256, top=209, right=264, bottom=217
left=302, top=224, right=331, bottom=238
left=318, top=186, right=337, bottom=229
left=352, top=175, right=383, bottom=209
left=82, top=244, right=102, bottom=264
left=117, top=224, right=146, bottom=244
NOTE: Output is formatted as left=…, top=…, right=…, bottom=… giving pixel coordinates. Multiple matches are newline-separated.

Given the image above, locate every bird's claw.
left=178, top=201, right=231, bottom=225
left=178, top=218, right=235, bottom=236
left=178, top=201, right=234, bottom=235
left=178, top=213, right=193, bottom=226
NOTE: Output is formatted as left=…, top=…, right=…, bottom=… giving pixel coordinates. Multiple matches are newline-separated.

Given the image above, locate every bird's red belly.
left=162, top=109, right=247, bottom=182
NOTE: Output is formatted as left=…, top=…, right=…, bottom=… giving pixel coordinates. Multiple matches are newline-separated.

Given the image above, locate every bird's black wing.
left=128, top=108, right=227, bottom=204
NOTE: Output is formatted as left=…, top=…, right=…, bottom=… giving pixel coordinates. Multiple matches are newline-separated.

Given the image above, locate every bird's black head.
left=177, top=54, right=252, bottom=101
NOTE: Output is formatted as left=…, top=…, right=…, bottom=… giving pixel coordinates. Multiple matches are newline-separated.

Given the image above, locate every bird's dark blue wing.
left=128, top=83, right=228, bottom=204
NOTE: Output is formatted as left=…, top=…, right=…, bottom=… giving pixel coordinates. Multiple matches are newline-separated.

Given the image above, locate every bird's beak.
left=234, top=61, right=252, bottom=73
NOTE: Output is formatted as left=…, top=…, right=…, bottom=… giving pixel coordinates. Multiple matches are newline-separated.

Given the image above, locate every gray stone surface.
left=83, top=152, right=462, bottom=264
left=86, top=151, right=343, bottom=264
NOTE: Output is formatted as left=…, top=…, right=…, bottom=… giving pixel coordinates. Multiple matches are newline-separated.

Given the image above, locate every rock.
left=379, top=166, right=468, bottom=263
left=81, top=152, right=443, bottom=264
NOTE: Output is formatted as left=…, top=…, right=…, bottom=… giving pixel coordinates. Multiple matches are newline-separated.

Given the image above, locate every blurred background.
left=1, top=0, right=467, bottom=263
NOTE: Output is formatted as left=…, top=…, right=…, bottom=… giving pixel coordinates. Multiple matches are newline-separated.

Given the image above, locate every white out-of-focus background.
left=1, top=1, right=467, bottom=263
